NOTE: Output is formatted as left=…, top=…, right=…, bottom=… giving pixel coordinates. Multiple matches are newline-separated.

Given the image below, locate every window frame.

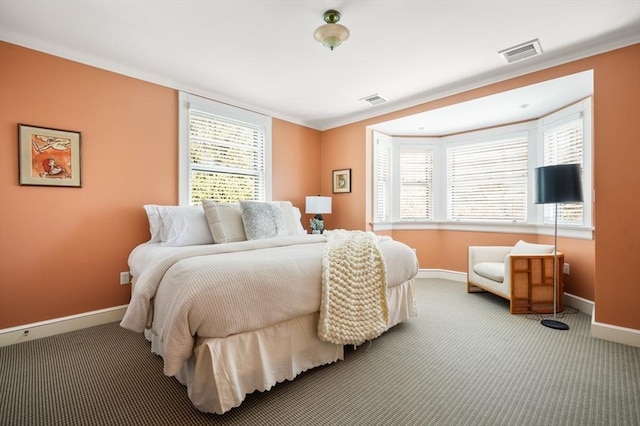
left=178, top=92, right=272, bottom=206
left=536, top=98, right=593, bottom=231
left=392, top=138, right=439, bottom=222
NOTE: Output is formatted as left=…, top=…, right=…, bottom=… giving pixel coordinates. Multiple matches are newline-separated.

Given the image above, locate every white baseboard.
left=416, top=269, right=467, bottom=282
left=564, top=292, right=594, bottom=316
left=591, top=318, right=640, bottom=348
left=0, top=305, right=128, bottom=347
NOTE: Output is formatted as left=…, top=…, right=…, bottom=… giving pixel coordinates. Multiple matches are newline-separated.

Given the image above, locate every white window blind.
left=542, top=115, right=584, bottom=225
left=374, top=133, right=391, bottom=222
left=399, top=147, right=434, bottom=220
left=447, top=136, right=528, bottom=221
left=180, top=92, right=270, bottom=206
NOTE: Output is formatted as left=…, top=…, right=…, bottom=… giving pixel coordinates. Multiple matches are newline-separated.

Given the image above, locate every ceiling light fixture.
left=314, top=9, right=349, bottom=50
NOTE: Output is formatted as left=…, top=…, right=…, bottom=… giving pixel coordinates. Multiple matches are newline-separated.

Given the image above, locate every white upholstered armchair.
left=467, top=240, right=564, bottom=314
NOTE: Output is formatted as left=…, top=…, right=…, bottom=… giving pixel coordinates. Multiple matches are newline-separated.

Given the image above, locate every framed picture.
left=18, top=124, right=82, bottom=187
left=332, top=168, right=351, bottom=193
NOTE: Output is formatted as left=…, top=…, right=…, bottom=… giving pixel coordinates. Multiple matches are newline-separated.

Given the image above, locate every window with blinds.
left=373, top=133, right=391, bottom=222
left=447, top=135, right=528, bottom=221
left=400, top=147, right=434, bottom=220
left=542, top=114, right=584, bottom=225
left=180, top=92, right=271, bottom=206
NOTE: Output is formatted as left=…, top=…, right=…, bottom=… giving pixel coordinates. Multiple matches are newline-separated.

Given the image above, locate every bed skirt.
left=147, top=278, right=417, bottom=414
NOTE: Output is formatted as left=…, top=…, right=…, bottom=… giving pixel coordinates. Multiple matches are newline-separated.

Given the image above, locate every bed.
left=120, top=201, right=419, bottom=414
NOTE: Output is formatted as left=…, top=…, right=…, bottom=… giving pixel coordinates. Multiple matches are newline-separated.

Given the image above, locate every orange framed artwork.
left=18, top=124, right=82, bottom=187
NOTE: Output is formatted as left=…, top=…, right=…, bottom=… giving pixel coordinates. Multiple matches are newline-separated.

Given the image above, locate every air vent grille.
left=360, top=93, right=388, bottom=106
left=499, top=39, right=542, bottom=63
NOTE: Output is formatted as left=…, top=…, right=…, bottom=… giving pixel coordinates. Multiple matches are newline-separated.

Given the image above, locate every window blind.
left=447, top=136, right=528, bottom=221
left=188, top=109, right=266, bottom=205
left=374, top=134, right=391, bottom=222
left=543, top=115, right=584, bottom=225
left=399, top=147, right=434, bottom=220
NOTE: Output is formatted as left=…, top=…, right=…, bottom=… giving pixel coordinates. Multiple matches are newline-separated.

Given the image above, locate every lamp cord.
left=525, top=305, right=579, bottom=322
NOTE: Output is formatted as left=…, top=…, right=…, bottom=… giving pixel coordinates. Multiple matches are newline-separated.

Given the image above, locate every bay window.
left=373, top=98, right=592, bottom=237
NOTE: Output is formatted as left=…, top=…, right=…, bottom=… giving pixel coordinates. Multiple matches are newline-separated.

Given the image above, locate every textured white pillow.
left=143, top=205, right=163, bottom=243
left=511, top=240, right=555, bottom=255
left=240, top=201, right=288, bottom=240
left=201, top=200, right=247, bottom=243
left=157, top=205, right=214, bottom=247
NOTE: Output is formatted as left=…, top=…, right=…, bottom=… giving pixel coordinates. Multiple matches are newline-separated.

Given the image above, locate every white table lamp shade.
left=305, top=196, right=332, bottom=214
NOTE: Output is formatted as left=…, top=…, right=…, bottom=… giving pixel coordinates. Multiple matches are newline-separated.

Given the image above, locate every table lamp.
left=305, top=196, right=332, bottom=234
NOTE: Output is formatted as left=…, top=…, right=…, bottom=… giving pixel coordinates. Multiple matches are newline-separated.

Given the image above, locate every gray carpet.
left=1, top=279, right=639, bottom=426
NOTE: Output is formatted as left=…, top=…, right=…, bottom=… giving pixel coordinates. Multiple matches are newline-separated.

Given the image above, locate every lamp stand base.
left=541, top=319, right=569, bottom=330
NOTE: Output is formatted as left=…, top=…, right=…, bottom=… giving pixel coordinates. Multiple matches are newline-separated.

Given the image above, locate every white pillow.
left=292, top=207, right=306, bottom=234
left=201, top=200, right=247, bottom=243
left=240, top=201, right=288, bottom=240
left=272, top=201, right=306, bottom=235
left=511, top=240, right=555, bottom=255
left=143, top=205, right=163, bottom=243
left=157, top=205, right=214, bottom=247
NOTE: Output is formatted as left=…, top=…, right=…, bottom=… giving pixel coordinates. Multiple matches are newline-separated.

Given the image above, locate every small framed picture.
left=18, top=124, right=82, bottom=187
left=332, top=168, right=351, bottom=193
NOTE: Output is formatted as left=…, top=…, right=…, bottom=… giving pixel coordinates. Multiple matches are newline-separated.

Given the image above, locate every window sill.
left=372, top=221, right=594, bottom=240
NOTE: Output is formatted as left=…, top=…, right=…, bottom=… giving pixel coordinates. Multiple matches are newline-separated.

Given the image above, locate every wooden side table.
left=510, top=253, right=564, bottom=314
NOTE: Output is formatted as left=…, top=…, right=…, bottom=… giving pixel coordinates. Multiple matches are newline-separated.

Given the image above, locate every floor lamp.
left=534, top=163, right=583, bottom=331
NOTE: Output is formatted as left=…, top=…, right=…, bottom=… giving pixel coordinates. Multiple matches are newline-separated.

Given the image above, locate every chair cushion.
left=473, top=262, right=505, bottom=283
left=511, top=240, right=554, bottom=255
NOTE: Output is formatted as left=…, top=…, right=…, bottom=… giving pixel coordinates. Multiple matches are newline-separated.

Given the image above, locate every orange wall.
left=1, top=41, right=637, bottom=333
left=591, top=46, right=640, bottom=329
left=321, top=44, right=639, bottom=331
left=0, top=42, right=320, bottom=328
left=272, top=118, right=322, bottom=232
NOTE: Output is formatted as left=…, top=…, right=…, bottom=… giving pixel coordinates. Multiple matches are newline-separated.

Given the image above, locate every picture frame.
left=18, top=124, right=82, bottom=187
left=332, top=168, right=351, bottom=193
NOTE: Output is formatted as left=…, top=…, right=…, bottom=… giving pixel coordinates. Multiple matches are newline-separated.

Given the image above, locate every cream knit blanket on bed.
left=318, top=230, right=389, bottom=345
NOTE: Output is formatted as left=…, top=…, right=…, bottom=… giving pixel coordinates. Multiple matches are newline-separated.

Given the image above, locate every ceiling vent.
left=360, top=93, right=388, bottom=106
left=499, top=39, right=542, bottom=63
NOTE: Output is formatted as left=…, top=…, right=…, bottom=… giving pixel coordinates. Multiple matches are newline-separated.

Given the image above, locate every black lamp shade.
left=535, top=164, right=583, bottom=204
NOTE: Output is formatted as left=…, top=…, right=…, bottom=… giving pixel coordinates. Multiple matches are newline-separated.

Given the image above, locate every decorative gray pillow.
left=240, top=201, right=287, bottom=240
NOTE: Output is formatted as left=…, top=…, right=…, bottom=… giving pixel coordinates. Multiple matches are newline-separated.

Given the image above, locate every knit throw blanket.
left=318, top=230, right=389, bottom=345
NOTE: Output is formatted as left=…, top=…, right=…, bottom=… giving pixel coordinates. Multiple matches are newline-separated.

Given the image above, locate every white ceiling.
left=1, top=1, right=638, bottom=134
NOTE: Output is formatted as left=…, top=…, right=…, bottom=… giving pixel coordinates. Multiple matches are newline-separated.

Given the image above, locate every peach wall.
left=0, top=42, right=321, bottom=328
left=319, top=125, right=366, bottom=231
left=0, top=42, right=176, bottom=328
left=590, top=46, right=640, bottom=329
left=272, top=118, right=321, bottom=215
left=1, top=40, right=636, bottom=333
left=321, top=44, right=639, bottom=331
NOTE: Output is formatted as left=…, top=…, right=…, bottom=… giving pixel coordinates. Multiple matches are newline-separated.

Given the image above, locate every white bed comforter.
left=121, top=234, right=418, bottom=376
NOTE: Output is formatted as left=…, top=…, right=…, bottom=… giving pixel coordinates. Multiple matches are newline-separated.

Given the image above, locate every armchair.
left=467, top=240, right=564, bottom=314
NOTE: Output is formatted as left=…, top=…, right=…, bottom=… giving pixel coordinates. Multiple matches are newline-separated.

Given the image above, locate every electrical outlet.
left=120, top=271, right=131, bottom=285
left=563, top=263, right=570, bottom=275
